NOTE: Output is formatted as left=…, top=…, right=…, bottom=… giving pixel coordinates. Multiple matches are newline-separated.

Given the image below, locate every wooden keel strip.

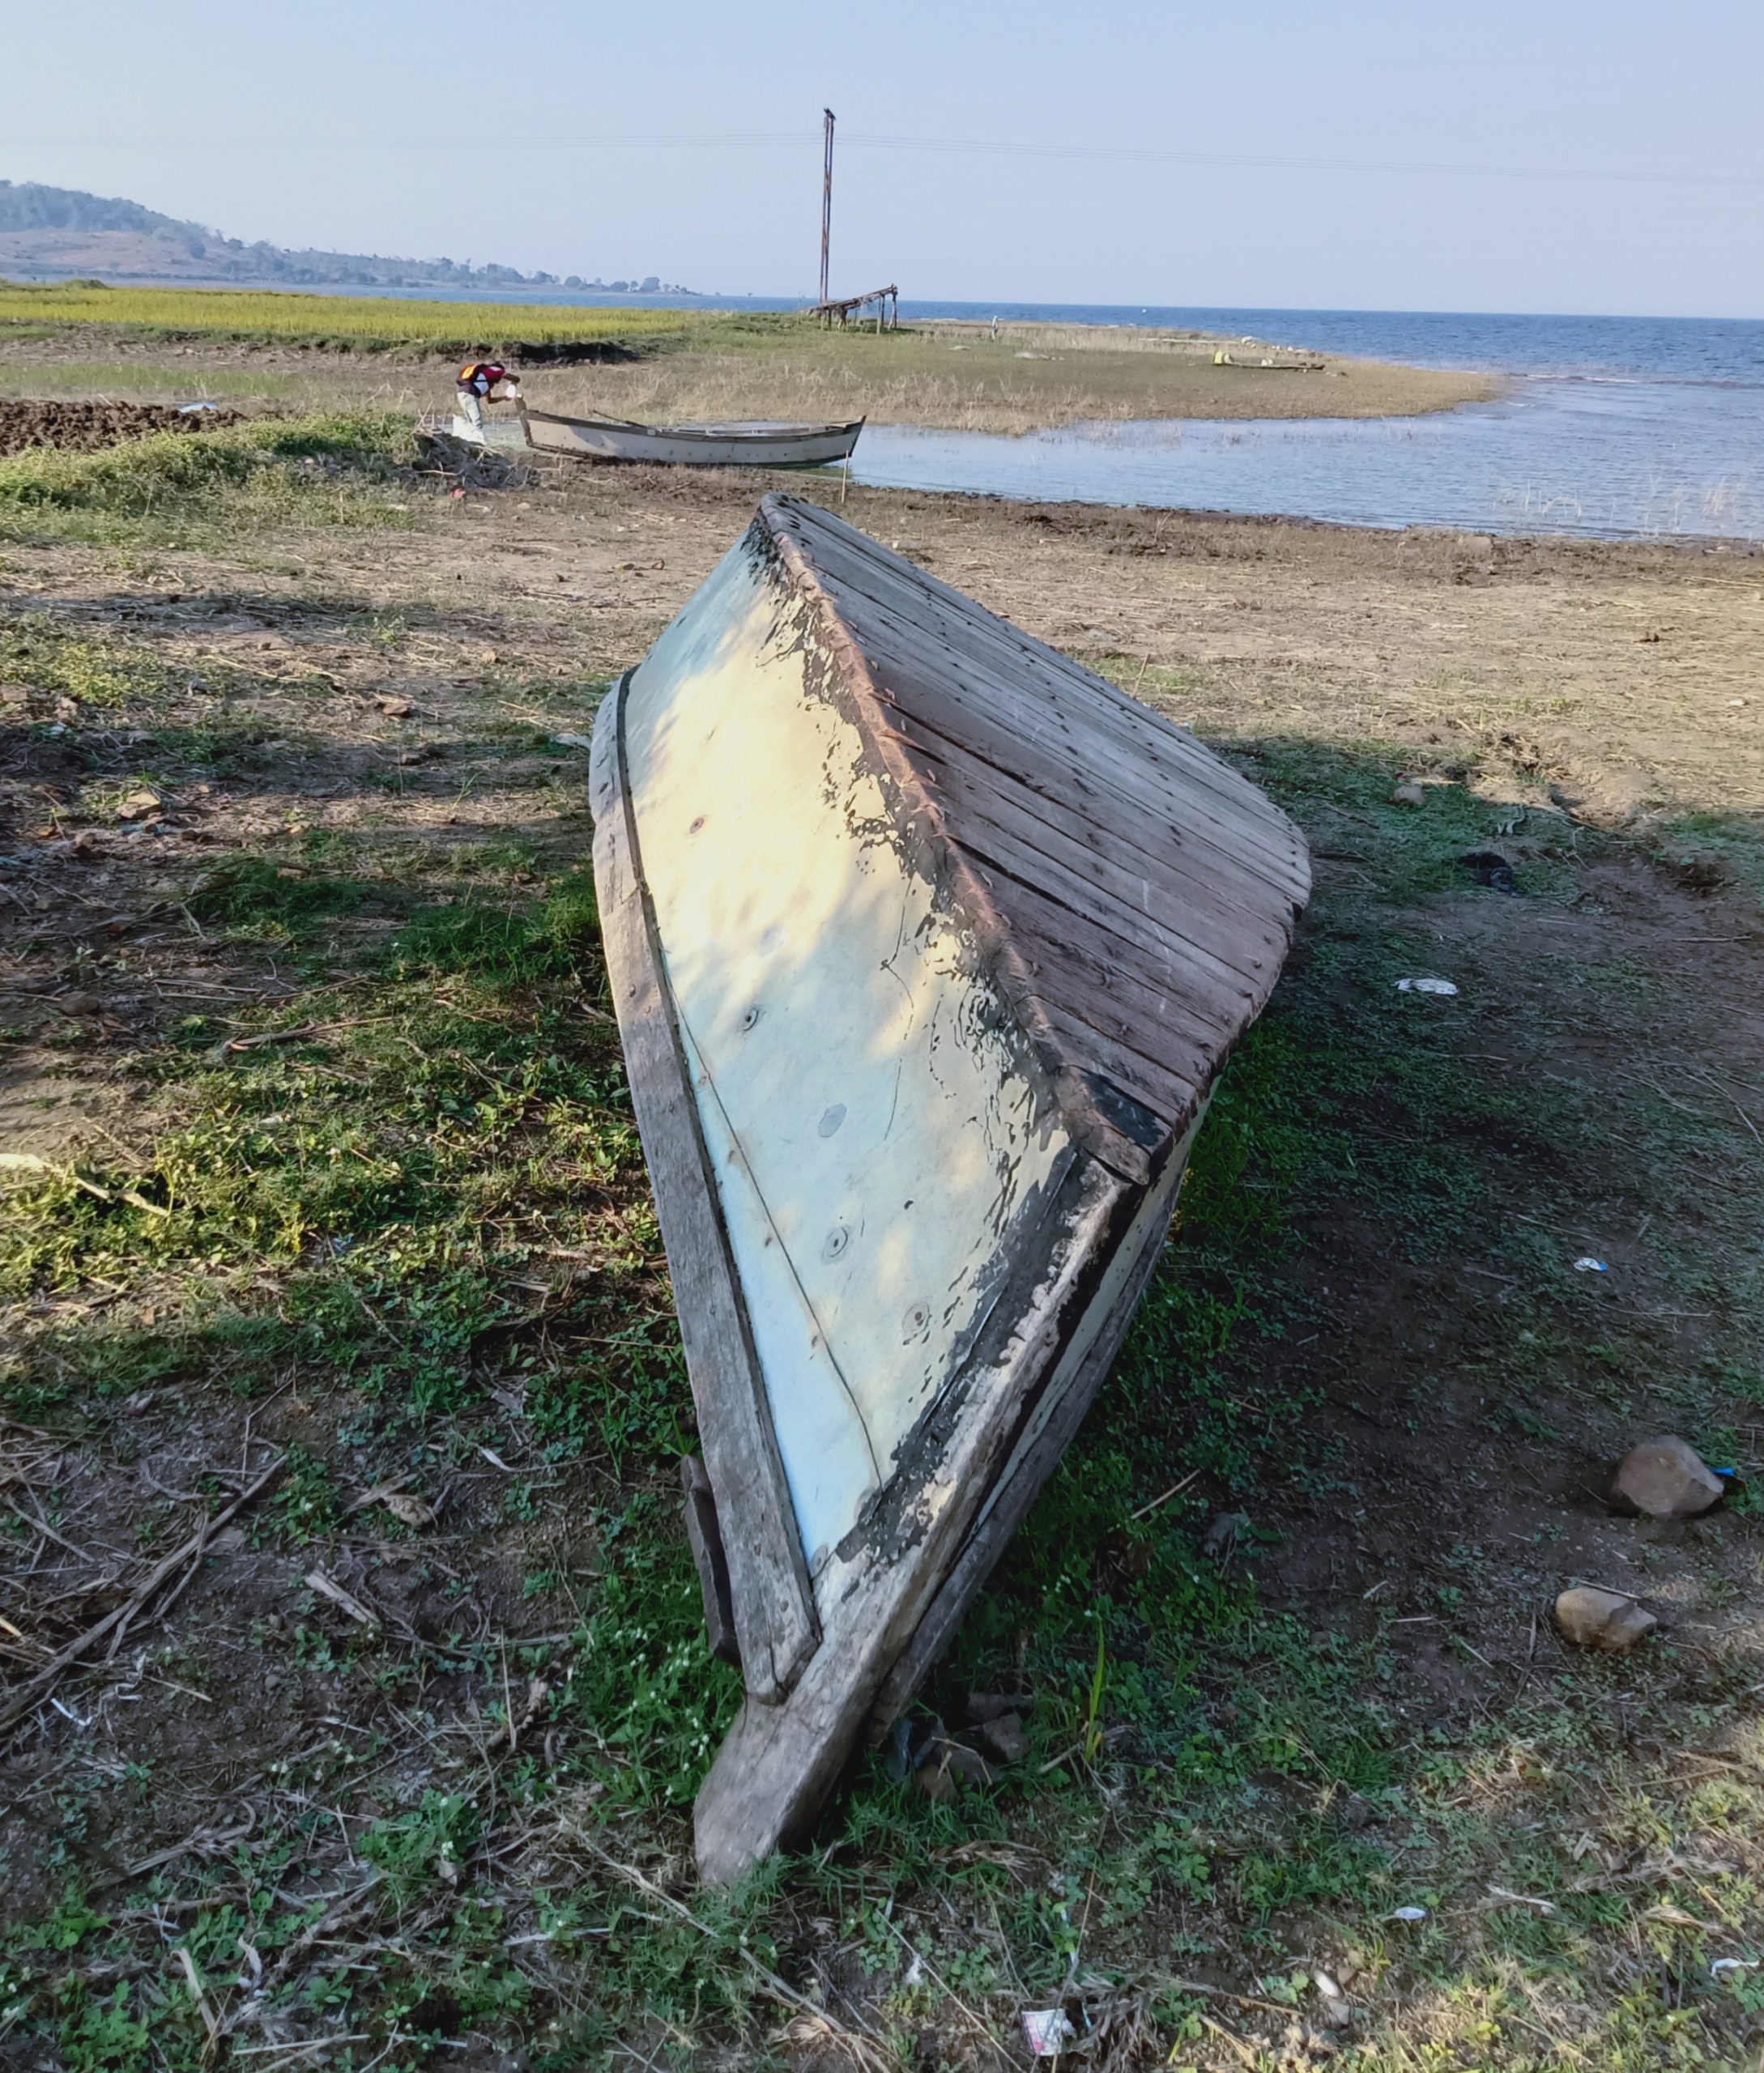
left=589, top=677, right=820, bottom=1703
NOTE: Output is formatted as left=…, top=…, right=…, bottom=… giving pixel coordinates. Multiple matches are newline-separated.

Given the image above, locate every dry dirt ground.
left=0, top=403, right=249, bottom=458
left=2, top=446, right=1763, bottom=2071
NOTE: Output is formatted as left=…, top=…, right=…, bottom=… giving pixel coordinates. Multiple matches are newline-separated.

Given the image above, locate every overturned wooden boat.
left=590, top=496, right=1309, bottom=1881
left=522, top=404, right=863, bottom=469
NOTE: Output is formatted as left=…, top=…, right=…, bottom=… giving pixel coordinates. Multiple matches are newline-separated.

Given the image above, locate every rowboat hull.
left=523, top=407, right=863, bottom=468
left=590, top=496, right=1309, bottom=1879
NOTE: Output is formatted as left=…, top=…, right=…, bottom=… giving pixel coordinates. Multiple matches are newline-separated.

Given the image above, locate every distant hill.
left=0, top=180, right=690, bottom=295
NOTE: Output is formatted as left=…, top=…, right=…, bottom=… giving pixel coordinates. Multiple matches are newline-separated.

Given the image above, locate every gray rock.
left=1554, top=1586, right=1657, bottom=1651
left=1201, top=1510, right=1251, bottom=1560
left=913, top=1736, right=995, bottom=1797
left=1068, top=628, right=1125, bottom=657
left=1610, top=1437, right=1724, bottom=1518
left=977, top=1712, right=1027, bottom=1764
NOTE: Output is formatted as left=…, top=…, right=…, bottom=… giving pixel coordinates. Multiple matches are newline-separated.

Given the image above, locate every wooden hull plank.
left=692, top=1156, right=1129, bottom=1880
left=590, top=677, right=819, bottom=1700
left=871, top=1106, right=1204, bottom=1729
left=790, top=529, right=1309, bottom=873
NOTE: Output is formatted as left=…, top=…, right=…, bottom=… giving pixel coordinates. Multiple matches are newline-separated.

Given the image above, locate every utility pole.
left=819, top=108, right=835, bottom=306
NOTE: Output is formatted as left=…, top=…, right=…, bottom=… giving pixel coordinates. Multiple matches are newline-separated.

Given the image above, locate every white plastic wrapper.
left=1021, top=2008, right=1077, bottom=2056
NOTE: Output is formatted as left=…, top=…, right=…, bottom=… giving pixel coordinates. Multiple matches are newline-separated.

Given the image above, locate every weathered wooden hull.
left=590, top=496, right=1310, bottom=1880
left=524, top=407, right=863, bottom=469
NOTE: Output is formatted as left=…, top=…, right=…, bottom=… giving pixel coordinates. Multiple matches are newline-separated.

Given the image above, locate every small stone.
left=58, top=992, right=101, bottom=1015
left=376, top=696, right=415, bottom=717
left=1313, top=1971, right=1352, bottom=2028
left=965, top=1690, right=1029, bottom=1724
left=913, top=1736, right=995, bottom=1798
left=1610, top=1437, right=1724, bottom=1518
left=977, top=1712, right=1027, bottom=1764
left=1555, top=1586, right=1657, bottom=1651
left=1391, top=779, right=1427, bottom=807
left=912, top=1756, right=957, bottom=1803
left=1201, top=1510, right=1251, bottom=1560
left=1336, top=1791, right=1378, bottom=1831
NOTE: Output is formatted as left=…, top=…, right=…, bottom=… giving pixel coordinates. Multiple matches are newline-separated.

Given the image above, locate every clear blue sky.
left=10, top=0, right=1762, bottom=316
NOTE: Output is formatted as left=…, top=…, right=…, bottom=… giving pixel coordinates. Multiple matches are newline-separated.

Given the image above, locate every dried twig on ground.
left=0, top=1454, right=286, bottom=1735
left=582, top=1840, right=891, bottom=2068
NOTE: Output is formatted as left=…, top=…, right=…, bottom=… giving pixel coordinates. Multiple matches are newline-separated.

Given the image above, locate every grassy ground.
left=0, top=295, right=1495, bottom=434
left=0, top=284, right=701, bottom=352
left=1, top=425, right=1762, bottom=2071
left=511, top=321, right=1493, bottom=435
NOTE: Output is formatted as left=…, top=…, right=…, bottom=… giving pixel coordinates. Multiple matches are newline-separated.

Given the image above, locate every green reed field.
left=0, top=280, right=705, bottom=352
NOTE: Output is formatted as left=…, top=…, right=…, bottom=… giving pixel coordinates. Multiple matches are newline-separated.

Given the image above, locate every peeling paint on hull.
left=624, top=540, right=1072, bottom=1573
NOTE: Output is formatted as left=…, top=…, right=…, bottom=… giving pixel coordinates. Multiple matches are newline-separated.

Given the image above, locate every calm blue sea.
left=858, top=304, right=1764, bottom=542
left=313, top=285, right=1764, bottom=538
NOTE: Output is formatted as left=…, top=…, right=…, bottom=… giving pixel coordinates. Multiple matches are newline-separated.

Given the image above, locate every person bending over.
left=455, top=360, right=522, bottom=427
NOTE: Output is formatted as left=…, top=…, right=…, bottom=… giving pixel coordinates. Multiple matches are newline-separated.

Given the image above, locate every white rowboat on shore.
left=589, top=494, right=1309, bottom=1881
left=522, top=405, right=863, bottom=468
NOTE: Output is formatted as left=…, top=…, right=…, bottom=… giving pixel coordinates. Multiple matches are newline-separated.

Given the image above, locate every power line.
left=842, top=133, right=1764, bottom=190
left=9, top=130, right=1763, bottom=190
